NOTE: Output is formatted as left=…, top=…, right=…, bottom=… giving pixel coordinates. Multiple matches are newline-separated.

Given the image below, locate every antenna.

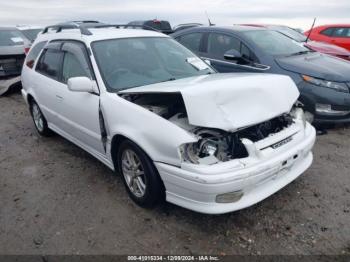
left=306, top=18, right=316, bottom=43
left=205, top=11, right=214, bottom=26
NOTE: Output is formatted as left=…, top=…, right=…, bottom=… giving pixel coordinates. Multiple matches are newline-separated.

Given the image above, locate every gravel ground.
left=0, top=92, right=349, bottom=255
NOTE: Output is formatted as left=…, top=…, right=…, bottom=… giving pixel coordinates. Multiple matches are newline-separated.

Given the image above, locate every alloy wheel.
left=121, top=149, right=146, bottom=198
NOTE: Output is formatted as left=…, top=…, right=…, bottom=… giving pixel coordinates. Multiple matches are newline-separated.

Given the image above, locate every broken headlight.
left=290, top=107, right=306, bottom=127
left=180, top=128, right=231, bottom=164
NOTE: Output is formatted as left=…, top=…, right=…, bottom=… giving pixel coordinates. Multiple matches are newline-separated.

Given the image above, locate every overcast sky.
left=1, top=0, right=349, bottom=30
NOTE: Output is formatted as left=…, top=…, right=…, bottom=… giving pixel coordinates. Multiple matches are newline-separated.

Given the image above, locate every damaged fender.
left=100, top=93, right=197, bottom=167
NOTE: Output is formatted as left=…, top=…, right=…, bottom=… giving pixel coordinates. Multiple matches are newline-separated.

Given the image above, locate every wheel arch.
left=110, top=133, right=155, bottom=172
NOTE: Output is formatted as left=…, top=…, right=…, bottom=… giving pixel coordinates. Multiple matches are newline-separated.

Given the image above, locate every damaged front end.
left=120, top=90, right=306, bottom=166
left=179, top=113, right=297, bottom=165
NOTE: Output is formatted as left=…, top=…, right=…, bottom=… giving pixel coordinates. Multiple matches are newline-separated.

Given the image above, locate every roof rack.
left=42, top=23, right=161, bottom=36
left=42, top=22, right=94, bottom=35
left=72, top=20, right=100, bottom=24
left=94, top=24, right=161, bottom=32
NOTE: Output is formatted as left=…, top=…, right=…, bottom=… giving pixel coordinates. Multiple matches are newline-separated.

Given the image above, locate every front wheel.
left=30, top=101, right=52, bottom=136
left=117, top=140, right=164, bottom=207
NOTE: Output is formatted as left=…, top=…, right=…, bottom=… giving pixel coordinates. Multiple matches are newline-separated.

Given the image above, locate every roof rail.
left=72, top=20, right=100, bottom=24
left=42, top=22, right=93, bottom=35
left=41, top=23, right=161, bottom=36
left=94, top=24, right=161, bottom=33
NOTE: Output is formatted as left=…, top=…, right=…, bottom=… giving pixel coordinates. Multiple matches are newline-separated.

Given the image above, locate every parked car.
left=21, top=23, right=316, bottom=214
left=304, top=24, right=350, bottom=51
left=16, top=26, right=43, bottom=55
left=17, top=26, right=43, bottom=42
left=0, top=27, right=30, bottom=95
left=172, top=26, right=350, bottom=124
left=242, top=24, right=350, bottom=61
left=173, top=23, right=203, bottom=33
left=128, top=19, right=173, bottom=34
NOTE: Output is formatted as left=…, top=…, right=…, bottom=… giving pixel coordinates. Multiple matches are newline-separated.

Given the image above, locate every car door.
left=202, top=32, right=261, bottom=73
left=34, top=42, right=65, bottom=126
left=55, top=41, right=105, bottom=155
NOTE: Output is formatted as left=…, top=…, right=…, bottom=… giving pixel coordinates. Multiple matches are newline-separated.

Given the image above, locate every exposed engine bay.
left=121, top=92, right=295, bottom=164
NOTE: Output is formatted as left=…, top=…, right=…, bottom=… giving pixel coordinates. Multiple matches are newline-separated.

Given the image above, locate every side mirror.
left=67, top=77, right=98, bottom=93
left=224, top=49, right=242, bottom=60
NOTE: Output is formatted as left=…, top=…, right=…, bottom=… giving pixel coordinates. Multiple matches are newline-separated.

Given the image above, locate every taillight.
left=26, top=60, right=34, bottom=69
left=153, top=19, right=161, bottom=24
left=24, top=47, right=30, bottom=55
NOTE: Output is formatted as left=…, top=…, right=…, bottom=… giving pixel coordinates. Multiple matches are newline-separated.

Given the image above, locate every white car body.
left=21, top=27, right=316, bottom=214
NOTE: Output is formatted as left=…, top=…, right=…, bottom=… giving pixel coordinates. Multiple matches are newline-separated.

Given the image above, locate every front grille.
left=237, top=114, right=294, bottom=142
left=0, top=54, right=25, bottom=77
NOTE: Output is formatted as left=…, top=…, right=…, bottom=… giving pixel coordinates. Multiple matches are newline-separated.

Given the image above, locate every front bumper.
left=156, top=123, right=316, bottom=214
left=0, top=75, right=21, bottom=95
left=298, top=81, right=350, bottom=123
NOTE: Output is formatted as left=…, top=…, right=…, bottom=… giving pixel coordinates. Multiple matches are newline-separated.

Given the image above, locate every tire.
left=117, top=139, right=164, bottom=207
left=30, top=100, right=52, bottom=136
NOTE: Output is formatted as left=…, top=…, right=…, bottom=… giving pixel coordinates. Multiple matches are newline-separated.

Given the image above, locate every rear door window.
left=176, top=33, right=203, bottom=52
left=207, top=33, right=240, bottom=59
left=36, top=49, right=64, bottom=81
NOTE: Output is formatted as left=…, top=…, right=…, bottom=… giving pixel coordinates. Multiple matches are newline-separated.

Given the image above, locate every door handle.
left=56, top=95, right=63, bottom=100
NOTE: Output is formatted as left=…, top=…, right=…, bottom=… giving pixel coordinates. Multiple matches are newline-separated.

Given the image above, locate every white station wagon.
left=21, top=23, right=316, bottom=214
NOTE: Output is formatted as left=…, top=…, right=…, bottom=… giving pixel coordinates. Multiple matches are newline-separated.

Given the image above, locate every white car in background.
left=0, top=27, right=30, bottom=95
left=21, top=23, right=316, bottom=214
left=16, top=26, right=43, bottom=53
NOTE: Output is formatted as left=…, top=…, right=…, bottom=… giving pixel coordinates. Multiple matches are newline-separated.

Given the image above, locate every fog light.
left=216, top=191, right=244, bottom=203
left=315, top=103, right=350, bottom=116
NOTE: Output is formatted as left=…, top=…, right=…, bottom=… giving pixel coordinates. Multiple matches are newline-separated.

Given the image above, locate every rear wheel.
left=117, top=140, right=164, bottom=207
left=30, top=101, right=52, bottom=136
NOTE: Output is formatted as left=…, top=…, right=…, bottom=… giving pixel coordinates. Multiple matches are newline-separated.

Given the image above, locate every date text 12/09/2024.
left=127, top=255, right=220, bottom=261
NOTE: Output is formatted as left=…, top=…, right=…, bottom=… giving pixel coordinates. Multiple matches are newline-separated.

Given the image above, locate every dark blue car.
left=172, top=26, right=350, bottom=124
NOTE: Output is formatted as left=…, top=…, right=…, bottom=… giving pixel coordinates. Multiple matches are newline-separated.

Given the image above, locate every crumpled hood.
left=305, top=41, right=350, bottom=56
left=275, top=52, right=350, bottom=82
left=119, top=73, right=300, bottom=132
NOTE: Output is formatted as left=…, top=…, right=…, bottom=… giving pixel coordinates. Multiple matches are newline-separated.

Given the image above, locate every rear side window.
left=176, top=33, right=203, bottom=52
left=0, top=29, right=24, bottom=46
left=207, top=33, right=241, bottom=59
left=320, top=28, right=334, bottom=36
left=36, top=49, right=63, bottom=80
left=26, top=41, right=47, bottom=68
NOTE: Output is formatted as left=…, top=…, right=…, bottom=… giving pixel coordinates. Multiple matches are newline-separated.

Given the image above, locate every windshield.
left=20, top=29, right=42, bottom=42
left=272, top=26, right=307, bottom=42
left=243, top=30, right=310, bottom=56
left=0, top=29, right=25, bottom=46
left=92, top=37, right=214, bottom=91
